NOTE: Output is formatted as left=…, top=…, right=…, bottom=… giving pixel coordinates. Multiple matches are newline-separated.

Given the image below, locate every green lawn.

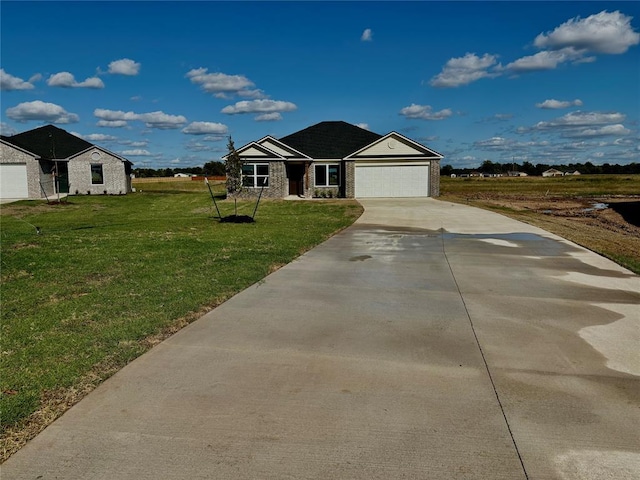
left=0, top=188, right=362, bottom=443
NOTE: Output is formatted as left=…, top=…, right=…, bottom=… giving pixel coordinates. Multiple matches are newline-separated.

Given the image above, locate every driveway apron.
left=3, top=198, right=639, bottom=479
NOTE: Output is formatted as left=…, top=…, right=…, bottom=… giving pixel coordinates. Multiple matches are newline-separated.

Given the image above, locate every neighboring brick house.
left=226, top=121, right=443, bottom=199
left=1, top=125, right=132, bottom=199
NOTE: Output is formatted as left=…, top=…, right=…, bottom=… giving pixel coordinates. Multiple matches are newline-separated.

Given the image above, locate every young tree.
left=225, top=136, right=243, bottom=216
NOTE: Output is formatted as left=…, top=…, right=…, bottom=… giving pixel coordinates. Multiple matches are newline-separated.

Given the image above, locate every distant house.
left=507, top=171, right=528, bottom=177
left=225, top=121, right=443, bottom=199
left=1, top=125, right=132, bottom=199
left=173, top=173, right=196, bottom=178
left=565, top=170, right=581, bottom=176
left=542, top=168, right=564, bottom=177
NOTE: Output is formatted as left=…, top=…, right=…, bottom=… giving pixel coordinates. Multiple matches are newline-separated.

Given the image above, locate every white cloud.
left=108, top=58, right=141, bottom=76
left=430, top=11, right=639, bottom=91
left=186, top=140, right=216, bottom=152
left=399, top=104, right=453, bottom=120
left=237, top=89, right=266, bottom=99
left=536, top=99, right=583, bottom=109
left=534, top=10, right=640, bottom=54
left=170, top=158, right=181, bottom=164
left=186, top=68, right=256, bottom=97
left=120, top=140, right=148, bottom=147
left=0, top=122, right=18, bottom=136
left=97, top=120, right=128, bottom=128
left=221, top=99, right=297, bottom=115
left=564, top=124, right=631, bottom=138
left=94, top=108, right=187, bottom=129
left=474, top=137, right=510, bottom=149
left=1, top=69, right=36, bottom=90
left=139, top=112, right=187, bottom=129
left=505, top=48, right=582, bottom=73
left=182, top=121, right=229, bottom=135
left=361, top=28, right=373, bottom=42
left=6, top=100, right=79, bottom=123
left=47, top=72, right=104, bottom=89
left=121, top=149, right=152, bottom=156
left=255, top=113, right=282, bottom=121
left=535, top=111, right=626, bottom=129
left=76, top=133, right=118, bottom=142
left=430, top=53, right=500, bottom=88
left=356, top=123, right=370, bottom=130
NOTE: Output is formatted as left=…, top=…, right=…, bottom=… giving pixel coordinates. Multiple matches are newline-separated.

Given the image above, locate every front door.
left=288, top=164, right=304, bottom=196
left=55, top=162, right=69, bottom=194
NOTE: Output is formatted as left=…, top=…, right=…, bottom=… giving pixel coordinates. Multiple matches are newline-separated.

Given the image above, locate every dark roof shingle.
left=280, top=121, right=382, bottom=159
left=5, top=125, right=93, bottom=159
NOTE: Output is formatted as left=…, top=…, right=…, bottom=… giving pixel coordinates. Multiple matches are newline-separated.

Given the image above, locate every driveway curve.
left=3, top=198, right=639, bottom=479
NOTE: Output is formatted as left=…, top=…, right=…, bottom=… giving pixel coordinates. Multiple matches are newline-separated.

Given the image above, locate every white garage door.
left=355, top=164, right=429, bottom=198
left=0, top=164, right=29, bottom=199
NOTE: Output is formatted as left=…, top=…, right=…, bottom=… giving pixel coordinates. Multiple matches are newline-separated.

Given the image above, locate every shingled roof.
left=4, top=125, right=93, bottom=159
left=280, top=121, right=382, bottom=159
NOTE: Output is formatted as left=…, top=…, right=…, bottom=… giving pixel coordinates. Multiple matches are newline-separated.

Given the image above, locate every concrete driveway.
left=3, top=198, right=639, bottom=479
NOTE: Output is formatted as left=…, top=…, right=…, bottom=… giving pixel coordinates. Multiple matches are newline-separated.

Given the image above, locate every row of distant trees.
left=133, top=161, right=226, bottom=178
left=442, top=161, right=640, bottom=176
left=132, top=160, right=640, bottom=178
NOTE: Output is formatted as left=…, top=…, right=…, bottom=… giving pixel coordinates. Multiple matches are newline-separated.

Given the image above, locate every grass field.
left=0, top=181, right=362, bottom=459
left=440, top=174, right=640, bottom=274
left=441, top=173, right=640, bottom=197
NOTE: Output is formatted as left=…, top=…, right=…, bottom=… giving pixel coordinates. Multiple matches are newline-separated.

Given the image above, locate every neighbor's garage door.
left=355, top=163, right=429, bottom=198
left=0, top=164, right=29, bottom=199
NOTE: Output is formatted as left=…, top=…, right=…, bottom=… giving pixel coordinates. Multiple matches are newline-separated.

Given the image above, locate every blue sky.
left=1, top=1, right=639, bottom=169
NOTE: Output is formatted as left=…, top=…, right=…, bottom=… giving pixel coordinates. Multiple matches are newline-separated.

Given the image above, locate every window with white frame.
left=315, top=164, right=340, bottom=187
left=242, top=163, right=269, bottom=188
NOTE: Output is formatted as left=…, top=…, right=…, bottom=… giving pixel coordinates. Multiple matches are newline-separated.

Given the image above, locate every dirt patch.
left=443, top=194, right=640, bottom=273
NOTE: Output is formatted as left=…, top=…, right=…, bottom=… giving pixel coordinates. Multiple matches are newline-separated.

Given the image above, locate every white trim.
left=314, top=163, right=341, bottom=187
left=355, top=163, right=430, bottom=198
left=242, top=162, right=270, bottom=188
left=231, top=141, right=286, bottom=160
left=345, top=131, right=443, bottom=159
left=256, top=136, right=312, bottom=159
left=70, top=145, right=130, bottom=163
left=355, top=161, right=431, bottom=167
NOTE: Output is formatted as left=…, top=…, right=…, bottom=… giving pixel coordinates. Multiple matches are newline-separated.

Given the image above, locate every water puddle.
left=583, top=202, right=608, bottom=212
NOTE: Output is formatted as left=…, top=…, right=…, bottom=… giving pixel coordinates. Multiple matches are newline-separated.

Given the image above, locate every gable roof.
left=4, top=125, right=93, bottom=159
left=255, top=136, right=311, bottom=159
left=345, top=131, right=443, bottom=159
left=234, top=141, right=287, bottom=159
left=280, top=121, right=382, bottom=159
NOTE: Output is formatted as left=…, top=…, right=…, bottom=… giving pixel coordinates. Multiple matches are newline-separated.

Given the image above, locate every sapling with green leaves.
left=225, top=136, right=243, bottom=217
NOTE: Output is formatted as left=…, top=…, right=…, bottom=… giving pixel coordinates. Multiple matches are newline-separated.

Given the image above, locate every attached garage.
left=355, top=162, right=430, bottom=198
left=0, top=164, right=29, bottom=199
